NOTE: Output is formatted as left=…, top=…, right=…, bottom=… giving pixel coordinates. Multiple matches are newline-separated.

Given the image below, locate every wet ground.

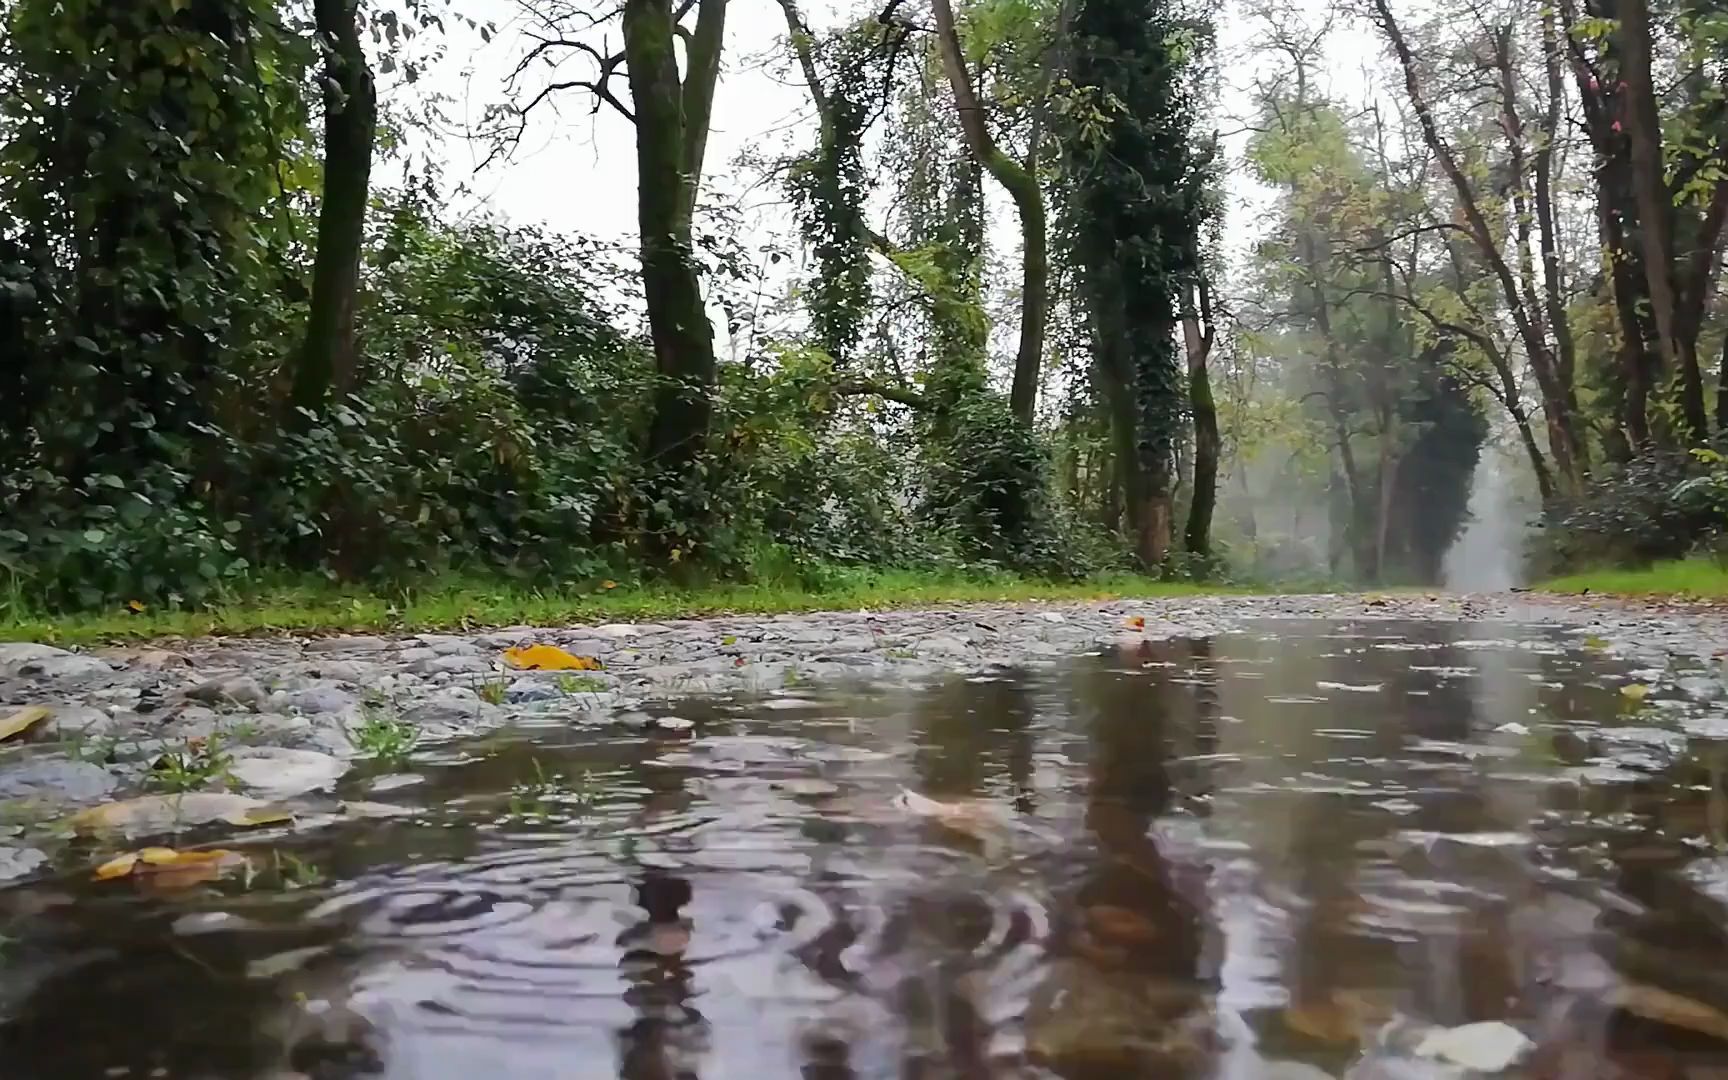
left=4, top=613, right=1728, bottom=1078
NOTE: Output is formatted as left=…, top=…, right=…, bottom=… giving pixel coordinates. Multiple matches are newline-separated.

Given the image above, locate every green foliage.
left=350, top=710, right=417, bottom=764
left=1539, top=448, right=1728, bottom=572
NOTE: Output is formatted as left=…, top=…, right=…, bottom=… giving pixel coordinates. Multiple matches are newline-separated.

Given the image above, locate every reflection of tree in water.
left=1023, top=638, right=1215, bottom=1077
left=909, top=672, right=1037, bottom=809
left=616, top=871, right=708, bottom=1080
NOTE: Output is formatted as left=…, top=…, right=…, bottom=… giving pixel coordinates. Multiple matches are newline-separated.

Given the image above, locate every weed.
left=349, top=709, right=416, bottom=764
left=64, top=731, right=126, bottom=765
left=147, top=734, right=235, bottom=793
left=783, top=666, right=803, bottom=688
left=555, top=674, right=607, bottom=694
left=506, top=758, right=594, bottom=820
left=273, top=851, right=325, bottom=890
left=474, top=676, right=509, bottom=706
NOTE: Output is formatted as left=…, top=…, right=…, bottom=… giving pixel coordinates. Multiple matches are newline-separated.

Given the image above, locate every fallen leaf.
left=71, top=793, right=279, bottom=837
left=93, top=852, right=139, bottom=880
left=721, top=635, right=737, bottom=647
left=503, top=644, right=602, bottom=671
left=93, top=846, right=240, bottom=887
left=602, top=580, right=618, bottom=590
left=1125, top=616, right=1146, bottom=630
left=1609, top=981, right=1728, bottom=1042
left=1584, top=635, right=1609, bottom=650
left=1621, top=683, right=1651, bottom=703
left=0, top=705, right=50, bottom=742
left=893, top=788, right=1008, bottom=843
left=126, top=599, right=145, bottom=613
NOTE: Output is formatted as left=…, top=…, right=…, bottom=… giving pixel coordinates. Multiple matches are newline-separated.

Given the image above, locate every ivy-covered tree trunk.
left=930, top=0, right=1048, bottom=426
left=625, top=0, right=723, bottom=495
left=292, top=0, right=375, bottom=416
left=1181, top=281, right=1217, bottom=558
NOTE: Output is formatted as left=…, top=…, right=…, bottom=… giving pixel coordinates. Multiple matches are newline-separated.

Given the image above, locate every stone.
left=1412, top=1021, right=1533, bottom=1072
left=45, top=704, right=130, bottom=739
left=408, top=654, right=491, bottom=675
left=0, top=643, right=69, bottom=674
left=228, top=747, right=349, bottom=799
left=402, top=690, right=499, bottom=732
left=0, top=758, right=119, bottom=803
left=0, top=846, right=47, bottom=883
left=12, top=653, right=113, bottom=679
left=270, top=685, right=360, bottom=715
left=305, top=636, right=391, bottom=653
left=186, top=676, right=267, bottom=708
left=505, top=677, right=561, bottom=704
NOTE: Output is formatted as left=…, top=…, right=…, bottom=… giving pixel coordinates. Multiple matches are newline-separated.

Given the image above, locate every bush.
left=1537, top=447, right=1728, bottom=573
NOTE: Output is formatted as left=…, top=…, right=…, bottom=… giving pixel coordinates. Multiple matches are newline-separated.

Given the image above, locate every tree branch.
left=835, top=378, right=929, bottom=409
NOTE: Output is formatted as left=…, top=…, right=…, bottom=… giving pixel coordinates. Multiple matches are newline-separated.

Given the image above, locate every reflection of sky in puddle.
left=3, top=619, right=1728, bottom=1078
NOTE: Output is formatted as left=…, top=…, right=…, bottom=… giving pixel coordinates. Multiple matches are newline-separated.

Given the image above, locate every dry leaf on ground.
left=94, top=846, right=243, bottom=889
left=503, top=644, right=602, bottom=671
left=70, top=793, right=284, bottom=837
left=0, top=705, right=50, bottom=742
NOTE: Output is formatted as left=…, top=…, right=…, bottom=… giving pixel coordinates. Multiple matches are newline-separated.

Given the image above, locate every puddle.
left=4, top=619, right=1728, bottom=1077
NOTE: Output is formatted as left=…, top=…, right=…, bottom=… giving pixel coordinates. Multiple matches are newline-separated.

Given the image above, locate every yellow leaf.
left=94, top=847, right=240, bottom=884
left=721, top=635, right=737, bottom=647
left=0, top=705, right=50, bottom=742
left=1584, top=635, right=1609, bottom=650
left=233, top=808, right=295, bottom=826
left=94, top=852, right=140, bottom=880
left=503, top=644, right=602, bottom=671
left=1125, top=616, right=1146, bottom=630
left=601, top=579, right=618, bottom=590
left=1621, top=683, right=1650, bottom=703
left=126, top=599, right=145, bottom=613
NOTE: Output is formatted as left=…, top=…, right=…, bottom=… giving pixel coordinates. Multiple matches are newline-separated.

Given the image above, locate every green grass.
left=1540, top=557, right=1728, bottom=600
left=0, top=568, right=1236, bottom=646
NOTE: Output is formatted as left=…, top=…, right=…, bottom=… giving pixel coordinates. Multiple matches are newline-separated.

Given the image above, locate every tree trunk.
left=1718, top=330, right=1728, bottom=434
left=930, top=0, right=1048, bottom=426
left=1619, top=0, right=1709, bottom=443
left=291, top=0, right=375, bottom=416
left=1182, top=282, right=1218, bottom=558
left=1536, top=11, right=1580, bottom=397
left=626, top=0, right=719, bottom=481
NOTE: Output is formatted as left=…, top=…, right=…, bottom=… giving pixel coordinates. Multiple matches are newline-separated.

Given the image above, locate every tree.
left=1063, top=0, right=1210, bottom=566
left=930, top=0, right=1050, bottom=425
left=291, top=0, right=377, bottom=416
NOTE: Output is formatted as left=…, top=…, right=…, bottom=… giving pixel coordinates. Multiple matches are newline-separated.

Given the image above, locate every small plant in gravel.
left=474, top=677, right=510, bottom=706
left=64, top=731, right=126, bottom=765
left=555, top=674, right=607, bottom=694
left=350, top=710, right=416, bottom=765
left=147, top=734, right=235, bottom=793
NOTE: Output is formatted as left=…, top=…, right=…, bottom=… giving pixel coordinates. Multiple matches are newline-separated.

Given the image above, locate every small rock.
left=305, top=636, right=390, bottom=653
left=505, top=677, right=561, bottom=704
left=43, top=704, right=129, bottom=740
left=16, top=653, right=113, bottom=679
left=1412, top=1021, right=1533, bottom=1072
left=228, top=747, right=348, bottom=799
left=652, top=716, right=695, bottom=732
left=0, top=643, right=70, bottom=674
left=402, top=690, right=499, bottom=731
left=272, top=685, right=360, bottom=715
left=408, top=654, right=491, bottom=676
left=186, top=676, right=267, bottom=709
left=0, top=758, right=120, bottom=803
left=0, top=846, right=48, bottom=883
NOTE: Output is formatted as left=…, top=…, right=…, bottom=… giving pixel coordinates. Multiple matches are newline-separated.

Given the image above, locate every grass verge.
left=1539, top=557, right=1728, bottom=601
left=1, top=569, right=1236, bottom=646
